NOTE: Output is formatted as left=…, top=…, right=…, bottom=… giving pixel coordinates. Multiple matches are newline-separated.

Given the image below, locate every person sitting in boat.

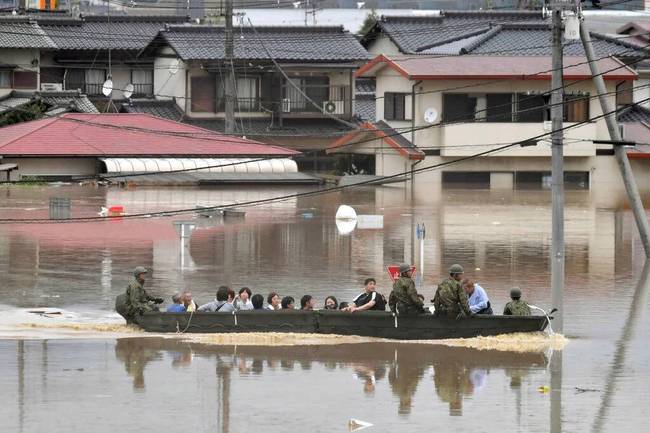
left=461, top=279, right=493, bottom=315
left=389, top=264, right=425, bottom=315
left=124, top=266, right=164, bottom=322
left=345, top=278, right=387, bottom=312
left=338, top=302, right=350, bottom=310
left=166, top=293, right=186, bottom=313
left=433, top=264, right=472, bottom=319
left=266, top=292, right=281, bottom=310
left=281, top=296, right=295, bottom=310
left=300, top=295, right=316, bottom=310
left=181, top=291, right=198, bottom=312
left=234, top=287, right=254, bottom=311
left=503, top=288, right=532, bottom=316
left=323, top=296, right=338, bottom=310
left=198, top=286, right=235, bottom=313
left=251, top=294, right=265, bottom=310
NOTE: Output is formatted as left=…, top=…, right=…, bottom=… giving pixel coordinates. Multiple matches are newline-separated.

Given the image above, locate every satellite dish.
left=423, top=107, right=438, bottom=124
left=123, top=83, right=134, bottom=99
left=169, top=59, right=180, bottom=75
left=102, top=79, right=113, bottom=97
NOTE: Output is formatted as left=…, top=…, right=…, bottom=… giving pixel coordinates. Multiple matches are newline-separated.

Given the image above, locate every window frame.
left=384, top=92, right=412, bottom=121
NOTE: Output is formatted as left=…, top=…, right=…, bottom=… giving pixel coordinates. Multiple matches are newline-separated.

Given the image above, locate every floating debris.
left=349, top=419, right=373, bottom=431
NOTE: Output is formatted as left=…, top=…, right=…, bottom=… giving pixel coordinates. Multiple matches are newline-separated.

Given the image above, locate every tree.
left=0, top=101, right=47, bottom=127
left=358, top=9, right=379, bottom=36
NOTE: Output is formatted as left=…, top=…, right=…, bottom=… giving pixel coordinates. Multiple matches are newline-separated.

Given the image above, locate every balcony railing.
left=66, top=82, right=104, bottom=96
left=217, top=97, right=263, bottom=113
left=132, top=83, right=153, bottom=97
left=281, top=84, right=351, bottom=116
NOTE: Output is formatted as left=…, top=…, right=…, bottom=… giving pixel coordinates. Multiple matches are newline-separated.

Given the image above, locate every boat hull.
left=130, top=309, right=548, bottom=340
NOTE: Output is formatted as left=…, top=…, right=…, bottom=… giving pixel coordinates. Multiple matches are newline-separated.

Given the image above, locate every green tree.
left=0, top=101, right=47, bottom=127
left=358, top=9, right=379, bottom=36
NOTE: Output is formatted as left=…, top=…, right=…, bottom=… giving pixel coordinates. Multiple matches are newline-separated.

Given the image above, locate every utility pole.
left=579, top=19, right=650, bottom=257
left=550, top=2, right=565, bottom=333
left=224, top=0, right=236, bottom=135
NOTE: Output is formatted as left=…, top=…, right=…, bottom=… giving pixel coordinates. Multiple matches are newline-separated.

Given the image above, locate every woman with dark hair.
left=265, top=292, right=281, bottom=310
left=281, top=296, right=295, bottom=310
left=323, top=296, right=338, bottom=310
left=235, top=287, right=254, bottom=311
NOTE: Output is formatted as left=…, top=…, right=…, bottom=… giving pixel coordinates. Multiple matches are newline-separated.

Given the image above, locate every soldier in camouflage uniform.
left=433, top=264, right=472, bottom=319
left=123, top=266, right=163, bottom=323
left=503, top=287, right=531, bottom=316
left=389, top=264, right=424, bottom=315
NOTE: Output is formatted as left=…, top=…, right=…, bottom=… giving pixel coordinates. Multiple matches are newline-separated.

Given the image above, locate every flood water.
left=0, top=183, right=648, bottom=432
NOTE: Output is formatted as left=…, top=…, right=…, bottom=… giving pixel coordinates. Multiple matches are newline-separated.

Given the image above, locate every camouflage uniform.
left=124, top=278, right=158, bottom=320
left=503, top=299, right=531, bottom=316
left=389, top=276, right=424, bottom=315
left=433, top=277, right=472, bottom=318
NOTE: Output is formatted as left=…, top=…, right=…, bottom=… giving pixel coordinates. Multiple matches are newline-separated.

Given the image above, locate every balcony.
left=65, top=82, right=104, bottom=96
left=280, top=84, right=351, bottom=118
left=217, top=97, right=263, bottom=113
left=132, top=83, right=153, bottom=97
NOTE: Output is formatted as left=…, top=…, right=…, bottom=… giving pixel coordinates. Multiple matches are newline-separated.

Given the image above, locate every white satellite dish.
left=169, top=59, right=180, bottom=75
left=423, top=107, right=438, bottom=124
left=123, top=83, right=134, bottom=99
left=102, top=79, right=113, bottom=97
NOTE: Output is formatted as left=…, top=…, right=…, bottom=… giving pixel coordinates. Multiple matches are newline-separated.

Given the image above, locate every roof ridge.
left=0, top=116, right=59, bottom=151
left=460, top=25, right=502, bottom=54
left=591, top=31, right=650, bottom=55
left=441, top=10, right=542, bottom=18
left=415, top=27, right=490, bottom=53
left=164, top=24, right=345, bottom=32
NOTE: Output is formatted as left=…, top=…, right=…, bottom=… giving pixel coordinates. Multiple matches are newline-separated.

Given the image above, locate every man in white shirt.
left=461, top=279, right=493, bottom=315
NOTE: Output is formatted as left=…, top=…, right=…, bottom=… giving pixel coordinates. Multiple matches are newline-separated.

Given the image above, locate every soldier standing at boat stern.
left=389, top=264, right=425, bottom=314
left=433, top=264, right=472, bottom=319
left=124, top=266, right=163, bottom=323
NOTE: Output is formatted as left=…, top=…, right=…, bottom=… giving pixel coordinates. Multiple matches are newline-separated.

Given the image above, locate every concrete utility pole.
left=579, top=22, right=650, bottom=257
left=550, top=3, right=565, bottom=333
left=224, top=0, right=236, bottom=135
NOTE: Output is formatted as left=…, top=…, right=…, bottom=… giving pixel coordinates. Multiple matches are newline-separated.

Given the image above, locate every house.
left=0, top=113, right=303, bottom=183
left=328, top=54, right=650, bottom=193
left=129, top=24, right=369, bottom=170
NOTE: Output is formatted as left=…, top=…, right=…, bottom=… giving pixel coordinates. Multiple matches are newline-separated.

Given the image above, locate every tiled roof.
left=0, top=113, right=298, bottom=157
left=157, top=25, right=370, bottom=61
left=355, top=78, right=375, bottom=95
left=361, top=11, right=543, bottom=54
left=41, top=16, right=189, bottom=51
left=0, top=90, right=98, bottom=115
left=122, top=99, right=184, bottom=121
left=0, top=22, right=55, bottom=49
left=618, top=104, right=650, bottom=123
left=357, top=55, right=637, bottom=81
left=327, top=120, right=424, bottom=160
left=355, top=96, right=375, bottom=122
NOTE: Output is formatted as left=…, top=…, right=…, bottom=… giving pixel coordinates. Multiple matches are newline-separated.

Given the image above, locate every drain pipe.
left=411, top=80, right=422, bottom=146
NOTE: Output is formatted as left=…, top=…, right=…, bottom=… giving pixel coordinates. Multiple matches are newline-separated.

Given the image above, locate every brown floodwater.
left=0, top=183, right=648, bottom=432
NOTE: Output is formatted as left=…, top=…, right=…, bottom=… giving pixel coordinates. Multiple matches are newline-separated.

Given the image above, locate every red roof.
left=0, top=113, right=298, bottom=157
left=327, top=121, right=424, bottom=160
left=356, top=55, right=637, bottom=81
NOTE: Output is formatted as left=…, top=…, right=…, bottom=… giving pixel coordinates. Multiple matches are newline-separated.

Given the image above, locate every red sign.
left=387, top=265, right=416, bottom=282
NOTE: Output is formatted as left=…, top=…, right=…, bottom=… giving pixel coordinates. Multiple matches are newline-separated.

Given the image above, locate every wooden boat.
left=116, top=296, right=549, bottom=340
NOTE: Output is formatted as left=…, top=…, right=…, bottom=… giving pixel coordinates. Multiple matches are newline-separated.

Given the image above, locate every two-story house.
left=125, top=25, right=369, bottom=170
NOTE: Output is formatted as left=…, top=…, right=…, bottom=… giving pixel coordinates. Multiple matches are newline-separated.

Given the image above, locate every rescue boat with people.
left=115, top=295, right=550, bottom=340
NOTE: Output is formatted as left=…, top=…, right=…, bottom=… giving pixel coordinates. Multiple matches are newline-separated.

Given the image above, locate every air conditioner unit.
left=41, top=82, right=63, bottom=91
left=323, top=100, right=343, bottom=114
left=282, top=98, right=291, bottom=113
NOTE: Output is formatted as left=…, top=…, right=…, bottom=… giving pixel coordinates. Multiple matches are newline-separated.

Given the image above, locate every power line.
left=1, top=94, right=648, bottom=224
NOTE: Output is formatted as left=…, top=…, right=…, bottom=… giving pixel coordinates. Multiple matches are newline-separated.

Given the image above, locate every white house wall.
left=2, top=158, right=97, bottom=181
left=0, top=48, right=40, bottom=97
left=366, top=35, right=402, bottom=57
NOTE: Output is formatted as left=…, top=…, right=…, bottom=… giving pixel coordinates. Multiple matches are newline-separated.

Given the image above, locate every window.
left=0, top=70, right=10, bottom=88
left=191, top=75, right=216, bottom=112
left=443, top=93, right=477, bottom=122
left=13, top=71, right=37, bottom=89
left=516, top=93, right=547, bottom=122
left=486, top=93, right=513, bottom=122
left=442, top=171, right=490, bottom=189
left=131, top=69, right=153, bottom=96
left=282, top=76, right=330, bottom=112
left=384, top=92, right=412, bottom=121
left=84, top=69, right=105, bottom=95
left=235, top=77, right=259, bottom=111
left=564, top=95, right=589, bottom=122
left=40, top=67, right=64, bottom=85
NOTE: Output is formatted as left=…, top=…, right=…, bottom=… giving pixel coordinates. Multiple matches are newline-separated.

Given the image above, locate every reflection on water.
left=3, top=338, right=554, bottom=433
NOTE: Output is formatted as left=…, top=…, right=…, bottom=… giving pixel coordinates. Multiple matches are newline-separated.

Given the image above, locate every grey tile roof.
left=362, top=11, right=543, bottom=54
left=374, top=119, right=422, bottom=157
left=618, top=104, right=650, bottom=123
left=0, top=22, right=55, bottom=49
left=41, top=16, right=189, bottom=51
left=355, top=78, right=375, bottom=95
left=355, top=96, right=375, bottom=122
left=0, top=90, right=98, bottom=115
left=467, top=26, right=650, bottom=57
left=122, top=99, right=184, bottom=121
left=159, top=26, right=370, bottom=61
